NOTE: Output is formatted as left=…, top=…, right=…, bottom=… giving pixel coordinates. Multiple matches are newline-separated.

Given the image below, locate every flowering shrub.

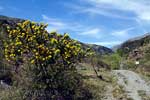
left=4, top=20, right=91, bottom=100
left=5, top=21, right=85, bottom=65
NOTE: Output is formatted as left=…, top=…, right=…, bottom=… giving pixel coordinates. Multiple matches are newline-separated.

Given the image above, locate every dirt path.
left=112, top=70, right=150, bottom=100
left=104, top=85, right=116, bottom=100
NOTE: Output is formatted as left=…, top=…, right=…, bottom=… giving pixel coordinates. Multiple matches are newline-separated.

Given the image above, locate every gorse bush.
left=3, top=20, right=92, bottom=100
left=0, top=23, right=12, bottom=86
left=5, top=21, right=84, bottom=66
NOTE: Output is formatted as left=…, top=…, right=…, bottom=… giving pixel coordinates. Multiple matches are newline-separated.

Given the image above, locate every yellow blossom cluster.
left=4, top=20, right=85, bottom=65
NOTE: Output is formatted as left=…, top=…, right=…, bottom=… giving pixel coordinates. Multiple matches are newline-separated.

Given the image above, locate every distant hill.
left=0, top=15, right=113, bottom=55
left=0, top=15, right=24, bottom=26
left=84, top=43, right=113, bottom=55
left=112, top=33, right=150, bottom=66
left=114, top=33, right=150, bottom=54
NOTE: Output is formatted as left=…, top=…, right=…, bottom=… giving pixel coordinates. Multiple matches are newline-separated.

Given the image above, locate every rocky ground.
left=112, top=70, right=150, bottom=100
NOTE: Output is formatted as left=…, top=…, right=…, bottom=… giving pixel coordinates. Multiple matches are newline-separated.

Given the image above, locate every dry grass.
left=138, top=90, right=150, bottom=100
left=78, top=63, right=135, bottom=100
left=78, top=63, right=116, bottom=100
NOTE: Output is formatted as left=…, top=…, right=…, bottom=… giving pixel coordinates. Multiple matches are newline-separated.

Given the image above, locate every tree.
left=4, top=20, right=92, bottom=100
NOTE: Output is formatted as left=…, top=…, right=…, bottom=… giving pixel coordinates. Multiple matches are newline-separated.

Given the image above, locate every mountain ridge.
left=113, top=33, right=150, bottom=53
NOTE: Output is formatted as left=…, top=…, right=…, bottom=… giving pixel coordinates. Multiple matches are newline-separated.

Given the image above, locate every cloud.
left=71, top=4, right=133, bottom=20
left=42, top=15, right=67, bottom=31
left=79, top=28, right=102, bottom=38
left=88, top=41, right=122, bottom=47
left=135, top=18, right=147, bottom=33
left=42, top=14, right=83, bottom=31
left=111, top=27, right=134, bottom=38
left=42, top=14, right=103, bottom=38
left=71, top=0, right=150, bottom=21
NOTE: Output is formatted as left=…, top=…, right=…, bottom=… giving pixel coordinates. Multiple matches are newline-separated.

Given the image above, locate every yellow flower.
left=64, top=33, right=69, bottom=38
left=33, top=32, right=37, bottom=35
left=10, top=54, right=15, bottom=57
left=67, top=61, right=71, bottom=64
left=35, top=52, right=39, bottom=55
left=22, top=33, right=25, bottom=36
left=55, top=49, right=60, bottom=54
left=18, top=49, right=21, bottom=52
left=30, top=37, right=33, bottom=41
left=33, top=35, right=36, bottom=38
left=35, top=56, right=39, bottom=59
left=7, top=26, right=10, bottom=29
left=33, top=49, right=36, bottom=52
left=57, top=33, right=61, bottom=37
left=31, top=59, right=35, bottom=64
left=66, top=44, right=70, bottom=48
left=51, top=38, right=58, bottom=44
left=50, top=31, right=56, bottom=35
left=5, top=55, right=8, bottom=58
left=48, top=55, right=52, bottom=59
left=35, top=27, right=39, bottom=30
left=42, top=58, right=45, bottom=61
left=38, top=45, right=43, bottom=48
left=37, top=30, right=40, bottom=33
left=21, top=51, right=23, bottom=54
left=8, top=34, right=12, bottom=38
left=31, top=21, right=35, bottom=24
left=32, top=25, right=35, bottom=29
left=15, top=42, right=22, bottom=45
left=14, top=30, right=17, bottom=33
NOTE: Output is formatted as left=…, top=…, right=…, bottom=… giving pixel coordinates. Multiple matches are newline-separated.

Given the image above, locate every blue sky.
left=0, top=0, right=150, bottom=47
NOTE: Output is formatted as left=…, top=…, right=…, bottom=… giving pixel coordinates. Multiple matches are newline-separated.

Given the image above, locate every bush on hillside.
left=2, top=20, right=92, bottom=100
left=102, top=53, right=121, bottom=70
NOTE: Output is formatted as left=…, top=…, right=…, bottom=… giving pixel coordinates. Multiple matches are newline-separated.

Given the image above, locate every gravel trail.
left=112, top=70, right=150, bottom=100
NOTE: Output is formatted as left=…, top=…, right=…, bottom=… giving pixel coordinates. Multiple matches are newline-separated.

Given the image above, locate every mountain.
left=114, top=33, right=150, bottom=54
left=79, top=42, right=113, bottom=55
left=86, top=43, right=113, bottom=55
left=0, top=15, right=113, bottom=55
left=0, top=15, right=24, bottom=40
left=0, top=15, right=24, bottom=27
left=114, top=33, right=150, bottom=72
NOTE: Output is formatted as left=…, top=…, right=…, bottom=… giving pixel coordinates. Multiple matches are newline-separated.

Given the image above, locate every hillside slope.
left=114, top=33, right=150, bottom=54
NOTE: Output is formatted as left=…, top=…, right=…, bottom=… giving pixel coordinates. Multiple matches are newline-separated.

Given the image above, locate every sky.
left=0, top=0, right=150, bottom=48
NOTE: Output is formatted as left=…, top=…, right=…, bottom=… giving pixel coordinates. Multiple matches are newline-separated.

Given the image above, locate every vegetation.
left=0, top=20, right=92, bottom=100
left=0, top=15, right=150, bottom=100
left=138, top=90, right=150, bottom=100
left=78, top=66, right=116, bottom=100
left=102, top=53, right=121, bottom=70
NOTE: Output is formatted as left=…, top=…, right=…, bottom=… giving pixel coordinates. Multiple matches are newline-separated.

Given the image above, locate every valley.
left=0, top=15, right=150, bottom=100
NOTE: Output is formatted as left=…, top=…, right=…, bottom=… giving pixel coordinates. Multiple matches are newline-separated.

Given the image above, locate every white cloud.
left=42, top=14, right=103, bottom=38
left=71, top=0, right=150, bottom=21
left=70, top=4, right=132, bottom=20
left=42, top=15, right=67, bottom=31
left=135, top=18, right=147, bottom=33
left=79, top=28, right=102, bottom=38
left=83, top=8, right=132, bottom=19
left=89, top=41, right=122, bottom=47
left=111, top=27, right=134, bottom=38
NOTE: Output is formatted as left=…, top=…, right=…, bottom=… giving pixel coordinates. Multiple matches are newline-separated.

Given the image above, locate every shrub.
left=102, top=53, right=121, bottom=70
left=3, top=20, right=91, bottom=100
left=0, top=23, right=13, bottom=85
